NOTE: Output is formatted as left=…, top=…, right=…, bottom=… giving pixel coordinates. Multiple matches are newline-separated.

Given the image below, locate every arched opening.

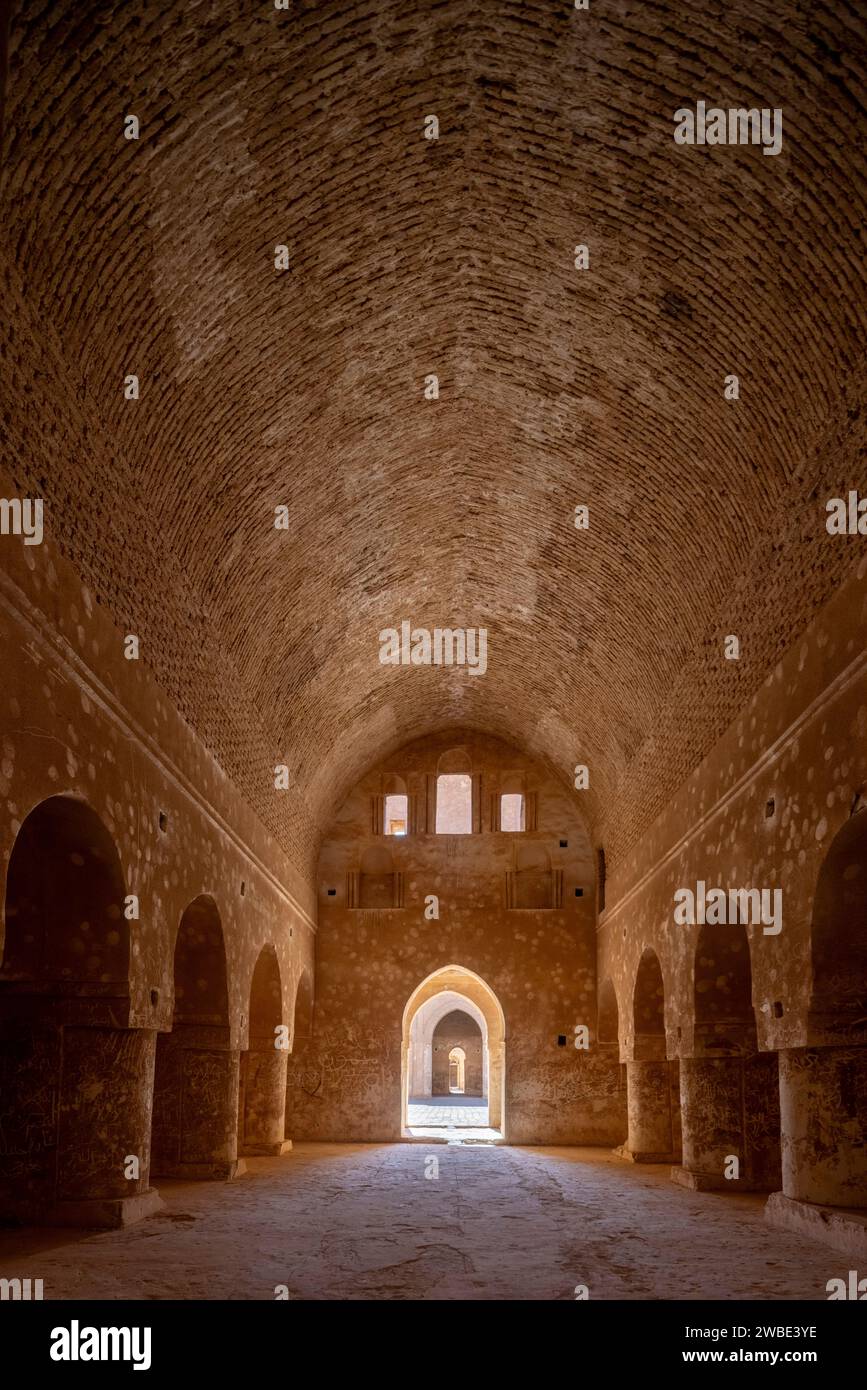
left=491, top=771, right=536, bottom=832
left=597, top=976, right=627, bottom=1146
left=693, top=920, right=755, bottom=1048
left=776, top=813, right=867, bottom=1210
left=623, top=949, right=680, bottom=1162
left=1, top=794, right=129, bottom=983
left=499, top=772, right=526, bottom=832
left=808, top=811, right=867, bottom=1035
left=239, top=944, right=289, bottom=1156
left=633, top=948, right=666, bottom=1059
left=285, top=967, right=314, bottom=1143
left=402, top=965, right=505, bottom=1139
left=0, top=796, right=158, bottom=1226
left=433, top=1011, right=482, bottom=1095
left=407, top=993, right=489, bottom=1129
left=675, top=922, right=780, bottom=1192
left=151, top=895, right=240, bottom=1181
left=448, top=1045, right=466, bottom=1093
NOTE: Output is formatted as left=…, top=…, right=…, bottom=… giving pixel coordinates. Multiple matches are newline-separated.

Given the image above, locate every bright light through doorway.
left=384, top=793, right=408, bottom=835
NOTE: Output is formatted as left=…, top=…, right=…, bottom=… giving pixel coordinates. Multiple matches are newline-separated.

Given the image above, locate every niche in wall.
left=347, top=845, right=405, bottom=909
left=506, top=843, right=563, bottom=909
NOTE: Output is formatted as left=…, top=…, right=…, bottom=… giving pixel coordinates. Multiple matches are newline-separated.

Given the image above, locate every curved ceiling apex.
left=2, top=0, right=862, bottom=886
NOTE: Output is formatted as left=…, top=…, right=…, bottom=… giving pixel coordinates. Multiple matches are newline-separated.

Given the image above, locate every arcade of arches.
left=0, top=0, right=866, bottom=1301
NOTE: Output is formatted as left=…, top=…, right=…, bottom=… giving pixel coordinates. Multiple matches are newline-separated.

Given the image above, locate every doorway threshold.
left=403, top=1125, right=503, bottom=1144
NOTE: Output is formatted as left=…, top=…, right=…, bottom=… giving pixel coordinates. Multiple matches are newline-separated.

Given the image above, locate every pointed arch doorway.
left=401, top=965, right=506, bottom=1139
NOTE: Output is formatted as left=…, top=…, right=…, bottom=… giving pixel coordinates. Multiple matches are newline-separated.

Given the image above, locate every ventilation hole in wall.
left=150, top=989, right=159, bottom=1007
left=765, top=798, right=775, bottom=818
left=677, top=1026, right=682, bottom=1039
left=289, top=928, right=293, bottom=938
left=327, top=888, right=336, bottom=896
left=557, top=1035, right=567, bottom=1046
left=773, top=1001, right=784, bottom=1019
left=158, top=811, right=168, bottom=833
left=622, top=928, right=627, bottom=940
left=574, top=887, right=583, bottom=897
left=240, top=881, right=246, bottom=896
left=559, top=839, right=568, bottom=848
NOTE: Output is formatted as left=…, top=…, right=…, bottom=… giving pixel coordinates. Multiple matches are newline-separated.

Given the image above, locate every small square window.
left=500, top=793, right=525, bottom=832
left=327, top=888, right=336, bottom=897
left=557, top=1035, right=567, bottom=1047
left=575, top=887, right=584, bottom=897
left=559, top=839, right=568, bottom=848
left=384, top=794, right=408, bottom=836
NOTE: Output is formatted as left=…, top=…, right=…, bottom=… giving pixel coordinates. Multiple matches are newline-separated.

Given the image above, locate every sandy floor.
left=0, top=1143, right=846, bottom=1300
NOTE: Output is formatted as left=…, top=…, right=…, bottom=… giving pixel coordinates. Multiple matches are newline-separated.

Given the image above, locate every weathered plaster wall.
left=289, top=730, right=625, bottom=1145
left=598, top=556, right=867, bottom=1060
left=0, top=480, right=314, bottom=1217
left=0, top=469, right=314, bottom=1038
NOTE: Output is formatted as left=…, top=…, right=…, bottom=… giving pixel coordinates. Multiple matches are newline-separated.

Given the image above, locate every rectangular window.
left=500, top=793, right=525, bottom=832
left=384, top=794, right=408, bottom=836
left=435, top=774, right=472, bottom=834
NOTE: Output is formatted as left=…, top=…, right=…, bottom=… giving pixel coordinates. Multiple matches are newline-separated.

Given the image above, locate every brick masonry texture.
left=0, top=0, right=865, bottom=892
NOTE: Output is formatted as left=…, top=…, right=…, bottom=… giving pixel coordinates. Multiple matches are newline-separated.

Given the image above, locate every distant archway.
left=402, top=965, right=505, bottom=1135
left=151, top=895, right=237, bottom=1180
left=239, top=945, right=288, bottom=1156
left=407, top=991, right=489, bottom=1100
left=448, top=1045, right=467, bottom=1093
left=433, top=1010, right=482, bottom=1096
